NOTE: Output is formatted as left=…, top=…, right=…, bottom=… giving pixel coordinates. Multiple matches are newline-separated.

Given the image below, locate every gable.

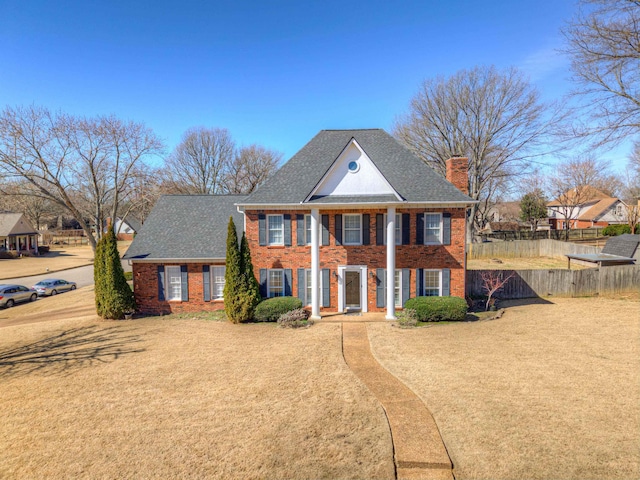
left=0, top=213, right=37, bottom=236
left=307, top=139, right=399, bottom=201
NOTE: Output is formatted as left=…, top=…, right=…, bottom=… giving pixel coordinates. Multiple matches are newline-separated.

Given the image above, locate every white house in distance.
left=0, top=213, right=39, bottom=253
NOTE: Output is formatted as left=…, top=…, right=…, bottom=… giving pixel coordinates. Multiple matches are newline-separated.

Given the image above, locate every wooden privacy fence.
left=466, top=265, right=640, bottom=299
left=468, top=239, right=601, bottom=259
left=481, top=228, right=605, bottom=242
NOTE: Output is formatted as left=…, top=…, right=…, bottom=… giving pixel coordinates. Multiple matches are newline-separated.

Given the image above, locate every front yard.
left=1, top=292, right=638, bottom=479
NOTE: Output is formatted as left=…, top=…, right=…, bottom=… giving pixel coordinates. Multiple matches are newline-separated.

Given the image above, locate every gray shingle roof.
left=123, top=195, right=246, bottom=261
left=240, top=129, right=473, bottom=205
left=0, top=213, right=37, bottom=236
left=602, top=234, right=640, bottom=259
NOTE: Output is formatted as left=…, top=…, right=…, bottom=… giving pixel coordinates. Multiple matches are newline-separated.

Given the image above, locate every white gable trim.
left=304, top=138, right=402, bottom=203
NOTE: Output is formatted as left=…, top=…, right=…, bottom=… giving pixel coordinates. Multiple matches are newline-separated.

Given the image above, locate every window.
left=383, top=214, right=401, bottom=245
left=303, top=269, right=323, bottom=306
left=343, top=214, right=362, bottom=245
left=268, top=214, right=284, bottom=245
left=424, top=270, right=441, bottom=296
left=304, top=214, right=312, bottom=245
left=383, top=269, right=402, bottom=307
left=424, top=213, right=442, bottom=244
left=212, top=266, right=225, bottom=300
left=268, top=269, right=284, bottom=297
left=166, top=266, right=182, bottom=301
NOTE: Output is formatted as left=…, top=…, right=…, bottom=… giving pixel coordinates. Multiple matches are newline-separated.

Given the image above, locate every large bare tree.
left=563, top=0, right=640, bottom=146
left=164, top=127, right=235, bottom=194
left=394, top=65, right=563, bottom=242
left=0, top=106, right=163, bottom=250
left=224, top=144, right=281, bottom=194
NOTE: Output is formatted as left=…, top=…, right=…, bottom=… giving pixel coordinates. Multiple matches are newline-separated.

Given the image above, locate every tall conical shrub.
left=94, top=226, right=136, bottom=319
left=240, top=231, right=261, bottom=319
left=223, top=217, right=246, bottom=323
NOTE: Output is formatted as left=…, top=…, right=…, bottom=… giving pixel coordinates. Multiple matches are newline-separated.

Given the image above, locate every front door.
left=345, top=270, right=361, bottom=310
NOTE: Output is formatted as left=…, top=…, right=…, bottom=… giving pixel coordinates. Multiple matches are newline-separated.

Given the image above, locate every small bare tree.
left=224, top=144, right=281, bottom=194
left=563, top=0, right=640, bottom=147
left=480, top=271, right=515, bottom=311
left=164, top=127, right=235, bottom=194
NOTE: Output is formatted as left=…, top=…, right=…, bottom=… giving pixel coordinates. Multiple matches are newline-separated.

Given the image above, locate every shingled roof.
left=123, top=195, right=245, bottom=261
left=239, top=129, right=473, bottom=206
left=0, top=213, right=37, bottom=237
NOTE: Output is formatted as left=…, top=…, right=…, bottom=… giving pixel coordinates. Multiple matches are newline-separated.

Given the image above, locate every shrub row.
left=403, top=296, right=468, bottom=322
left=602, top=224, right=638, bottom=236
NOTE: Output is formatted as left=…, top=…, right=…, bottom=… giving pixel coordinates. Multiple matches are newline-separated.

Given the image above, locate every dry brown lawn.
left=0, top=296, right=393, bottom=479
left=0, top=241, right=131, bottom=279
left=468, top=255, right=588, bottom=270
left=368, top=296, right=640, bottom=480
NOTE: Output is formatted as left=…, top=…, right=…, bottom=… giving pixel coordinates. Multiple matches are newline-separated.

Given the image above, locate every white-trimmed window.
left=383, top=213, right=401, bottom=245
left=268, top=214, right=284, bottom=245
left=268, top=269, right=284, bottom=297
left=212, top=266, right=225, bottom=300
left=343, top=214, right=362, bottom=245
left=382, top=269, right=402, bottom=307
left=303, top=269, right=323, bottom=306
left=166, top=266, right=182, bottom=301
left=304, top=214, right=312, bottom=245
left=424, top=213, right=443, bottom=244
left=424, top=269, right=442, bottom=296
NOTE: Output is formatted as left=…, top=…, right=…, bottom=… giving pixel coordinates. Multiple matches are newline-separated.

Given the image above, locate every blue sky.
left=0, top=0, right=632, bottom=172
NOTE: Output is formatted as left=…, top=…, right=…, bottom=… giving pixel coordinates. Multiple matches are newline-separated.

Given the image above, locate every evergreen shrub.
left=254, top=296, right=303, bottom=322
left=403, top=296, right=467, bottom=322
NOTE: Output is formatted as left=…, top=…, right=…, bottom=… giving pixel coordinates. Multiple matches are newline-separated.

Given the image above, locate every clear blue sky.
left=0, top=0, right=632, bottom=172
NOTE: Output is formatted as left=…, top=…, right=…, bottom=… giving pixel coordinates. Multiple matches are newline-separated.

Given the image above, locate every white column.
left=310, top=208, right=321, bottom=320
left=386, top=207, right=396, bottom=320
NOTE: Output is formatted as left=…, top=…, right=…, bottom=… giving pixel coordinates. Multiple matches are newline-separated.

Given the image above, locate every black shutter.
left=402, top=268, right=410, bottom=306
left=296, top=214, right=305, bottom=246
left=376, top=213, right=384, bottom=245
left=402, top=213, right=410, bottom=245
left=180, top=265, right=189, bottom=301
left=443, top=213, right=451, bottom=245
left=442, top=269, right=450, bottom=296
left=335, top=214, right=342, bottom=246
left=362, top=214, right=370, bottom=245
left=376, top=268, right=385, bottom=308
left=284, top=214, right=292, bottom=246
left=322, top=269, right=330, bottom=307
left=321, top=215, right=330, bottom=245
left=416, top=268, right=424, bottom=296
left=258, top=214, right=266, bottom=246
left=157, top=265, right=165, bottom=301
left=297, top=268, right=306, bottom=303
left=284, top=269, right=292, bottom=296
left=259, top=269, right=267, bottom=297
left=203, top=265, right=211, bottom=302
left=416, top=213, right=424, bottom=245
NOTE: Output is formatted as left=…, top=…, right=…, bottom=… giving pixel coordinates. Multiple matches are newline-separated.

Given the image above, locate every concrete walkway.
left=342, top=322, right=453, bottom=480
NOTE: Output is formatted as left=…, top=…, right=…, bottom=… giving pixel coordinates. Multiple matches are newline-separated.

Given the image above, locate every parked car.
left=0, top=284, right=38, bottom=308
left=32, top=279, right=77, bottom=297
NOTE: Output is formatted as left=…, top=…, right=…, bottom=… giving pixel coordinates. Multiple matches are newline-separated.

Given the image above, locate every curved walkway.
left=342, top=322, right=453, bottom=480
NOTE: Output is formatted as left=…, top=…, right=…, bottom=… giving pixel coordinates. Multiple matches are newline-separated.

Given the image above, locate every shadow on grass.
left=0, top=325, right=145, bottom=378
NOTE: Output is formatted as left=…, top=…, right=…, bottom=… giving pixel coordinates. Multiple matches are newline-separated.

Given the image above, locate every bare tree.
left=563, top=0, right=640, bottom=146
left=548, top=156, right=615, bottom=237
left=394, top=65, right=564, bottom=243
left=224, top=144, right=281, bottom=194
left=480, top=271, right=515, bottom=311
left=164, top=127, right=235, bottom=194
left=0, top=181, right=57, bottom=229
left=0, top=106, right=163, bottom=251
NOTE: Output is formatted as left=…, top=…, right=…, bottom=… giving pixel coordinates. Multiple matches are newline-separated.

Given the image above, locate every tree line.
left=0, top=0, right=638, bottom=245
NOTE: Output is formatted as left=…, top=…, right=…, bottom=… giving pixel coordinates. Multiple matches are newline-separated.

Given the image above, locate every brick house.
left=547, top=186, right=628, bottom=230
left=124, top=129, right=474, bottom=319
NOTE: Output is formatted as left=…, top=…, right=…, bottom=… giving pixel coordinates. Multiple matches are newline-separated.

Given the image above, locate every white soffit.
left=307, top=139, right=400, bottom=200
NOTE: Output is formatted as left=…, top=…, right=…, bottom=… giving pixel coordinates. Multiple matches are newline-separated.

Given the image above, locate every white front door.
left=338, top=265, right=368, bottom=313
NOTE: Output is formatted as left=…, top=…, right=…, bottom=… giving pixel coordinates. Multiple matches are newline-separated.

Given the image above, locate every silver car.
left=0, top=284, right=38, bottom=308
left=32, top=279, right=77, bottom=297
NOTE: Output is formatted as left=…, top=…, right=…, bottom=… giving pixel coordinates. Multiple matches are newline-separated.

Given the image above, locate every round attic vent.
left=348, top=161, right=359, bottom=173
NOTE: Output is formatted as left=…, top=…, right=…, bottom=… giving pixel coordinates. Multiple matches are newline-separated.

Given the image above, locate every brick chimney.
left=445, top=156, right=469, bottom=195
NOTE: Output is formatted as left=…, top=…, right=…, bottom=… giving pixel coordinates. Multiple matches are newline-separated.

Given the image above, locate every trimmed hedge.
left=403, top=296, right=468, bottom=322
left=603, top=224, right=637, bottom=236
left=254, top=296, right=303, bottom=322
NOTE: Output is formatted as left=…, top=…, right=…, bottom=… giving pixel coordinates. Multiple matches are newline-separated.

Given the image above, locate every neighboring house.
left=0, top=213, right=39, bottom=253
left=481, top=221, right=523, bottom=234
left=488, top=201, right=521, bottom=223
left=112, top=216, right=143, bottom=240
left=124, top=129, right=475, bottom=319
left=548, top=187, right=628, bottom=230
